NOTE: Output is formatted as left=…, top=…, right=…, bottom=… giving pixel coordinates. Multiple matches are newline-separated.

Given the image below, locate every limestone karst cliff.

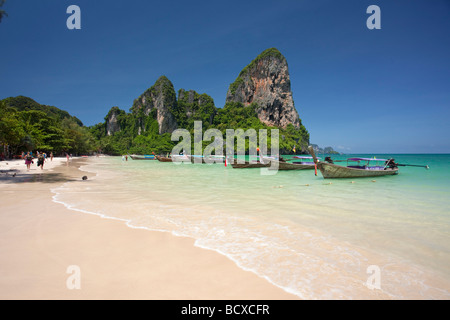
left=176, top=89, right=217, bottom=128
left=1, top=49, right=310, bottom=156
left=226, top=48, right=301, bottom=129
left=105, top=106, right=124, bottom=136
left=131, top=76, right=178, bottom=135
left=97, top=48, right=309, bottom=154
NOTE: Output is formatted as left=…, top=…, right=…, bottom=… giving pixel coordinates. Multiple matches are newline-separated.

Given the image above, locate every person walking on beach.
left=37, top=153, right=45, bottom=170
left=25, top=152, right=33, bottom=171
left=50, top=152, right=53, bottom=161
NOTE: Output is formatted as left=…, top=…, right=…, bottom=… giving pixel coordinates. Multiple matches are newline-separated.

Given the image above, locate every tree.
left=1, top=97, right=99, bottom=157
left=0, top=0, right=7, bottom=24
left=0, top=101, right=26, bottom=157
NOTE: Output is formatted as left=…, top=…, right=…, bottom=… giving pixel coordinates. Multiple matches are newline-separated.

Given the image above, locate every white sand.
left=0, top=157, right=297, bottom=300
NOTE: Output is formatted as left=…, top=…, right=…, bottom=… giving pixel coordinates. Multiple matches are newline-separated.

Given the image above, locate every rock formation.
left=177, top=89, right=216, bottom=125
left=225, top=48, right=301, bottom=129
left=97, top=49, right=309, bottom=155
left=178, top=89, right=199, bottom=118
left=105, top=106, right=124, bottom=136
left=131, top=76, right=178, bottom=134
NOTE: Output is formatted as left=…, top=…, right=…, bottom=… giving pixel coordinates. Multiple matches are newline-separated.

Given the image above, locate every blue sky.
left=1, top=0, right=449, bottom=153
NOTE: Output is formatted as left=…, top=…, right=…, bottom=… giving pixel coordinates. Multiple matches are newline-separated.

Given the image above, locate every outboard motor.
left=385, top=158, right=398, bottom=169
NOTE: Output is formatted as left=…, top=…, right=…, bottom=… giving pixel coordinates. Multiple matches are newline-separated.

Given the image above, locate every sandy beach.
left=0, top=157, right=297, bottom=300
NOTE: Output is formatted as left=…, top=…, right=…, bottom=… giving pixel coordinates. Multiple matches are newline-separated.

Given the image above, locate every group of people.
left=23, top=151, right=54, bottom=171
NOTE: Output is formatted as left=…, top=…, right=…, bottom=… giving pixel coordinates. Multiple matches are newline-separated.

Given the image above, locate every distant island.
left=310, top=144, right=340, bottom=155
left=1, top=48, right=317, bottom=158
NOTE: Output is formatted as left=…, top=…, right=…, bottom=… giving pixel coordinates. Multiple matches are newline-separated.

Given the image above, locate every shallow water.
left=52, top=154, right=450, bottom=299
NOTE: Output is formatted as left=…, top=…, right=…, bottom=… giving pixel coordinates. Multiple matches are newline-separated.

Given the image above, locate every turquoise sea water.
left=52, top=154, right=450, bottom=299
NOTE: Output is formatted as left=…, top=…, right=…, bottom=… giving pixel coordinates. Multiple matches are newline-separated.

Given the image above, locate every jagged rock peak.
left=178, top=89, right=198, bottom=105
left=105, top=106, right=124, bottom=136
left=226, top=48, right=301, bottom=129
left=131, top=75, right=177, bottom=134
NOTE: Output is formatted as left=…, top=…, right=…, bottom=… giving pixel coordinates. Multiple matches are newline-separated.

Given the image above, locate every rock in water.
left=226, top=48, right=301, bottom=129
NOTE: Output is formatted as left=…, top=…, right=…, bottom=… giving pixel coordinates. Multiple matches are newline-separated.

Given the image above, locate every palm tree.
left=0, top=0, right=7, bottom=23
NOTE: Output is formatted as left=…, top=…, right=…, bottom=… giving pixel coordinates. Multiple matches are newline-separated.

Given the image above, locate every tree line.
left=1, top=96, right=310, bottom=159
left=0, top=97, right=96, bottom=159
left=91, top=101, right=310, bottom=156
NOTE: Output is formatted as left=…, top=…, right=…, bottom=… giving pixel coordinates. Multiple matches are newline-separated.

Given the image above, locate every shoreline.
left=0, top=157, right=297, bottom=299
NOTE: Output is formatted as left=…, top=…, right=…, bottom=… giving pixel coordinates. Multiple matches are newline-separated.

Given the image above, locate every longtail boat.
left=190, top=155, right=226, bottom=164
left=230, top=161, right=270, bottom=169
left=156, top=155, right=172, bottom=162
left=230, top=155, right=272, bottom=169
left=308, top=146, right=399, bottom=178
left=171, top=154, right=190, bottom=162
left=129, top=154, right=156, bottom=160
left=265, top=156, right=317, bottom=170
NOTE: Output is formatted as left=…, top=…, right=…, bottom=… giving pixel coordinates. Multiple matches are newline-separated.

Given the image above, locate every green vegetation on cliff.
left=90, top=112, right=174, bottom=156
left=1, top=47, right=310, bottom=158
left=90, top=99, right=309, bottom=156
left=131, top=76, right=177, bottom=115
left=213, top=102, right=309, bottom=154
left=229, top=48, right=286, bottom=95
left=1, top=94, right=309, bottom=157
left=239, top=48, right=286, bottom=77
left=174, top=89, right=217, bottom=130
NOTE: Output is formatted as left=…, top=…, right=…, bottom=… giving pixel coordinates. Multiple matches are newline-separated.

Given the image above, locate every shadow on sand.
left=0, top=172, right=79, bottom=184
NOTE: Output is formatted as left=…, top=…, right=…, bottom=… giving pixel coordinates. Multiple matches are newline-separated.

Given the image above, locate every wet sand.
left=0, top=157, right=297, bottom=300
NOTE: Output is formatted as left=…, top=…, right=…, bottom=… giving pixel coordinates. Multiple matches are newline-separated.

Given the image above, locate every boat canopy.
left=347, top=157, right=388, bottom=162
left=190, top=155, right=225, bottom=158
left=293, top=156, right=320, bottom=159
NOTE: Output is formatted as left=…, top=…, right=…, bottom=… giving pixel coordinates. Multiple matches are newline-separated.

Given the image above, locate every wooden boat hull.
left=268, top=160, right=315, bottom=170
left=231, top=161, right=270, bottom=169
left=130, top=155, right=156, bottom=160
left=156, top=156, right=172, bottom=162
left=318, top=162, right=398, bottom=178
left=190, top=156, right=225, bottom=164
